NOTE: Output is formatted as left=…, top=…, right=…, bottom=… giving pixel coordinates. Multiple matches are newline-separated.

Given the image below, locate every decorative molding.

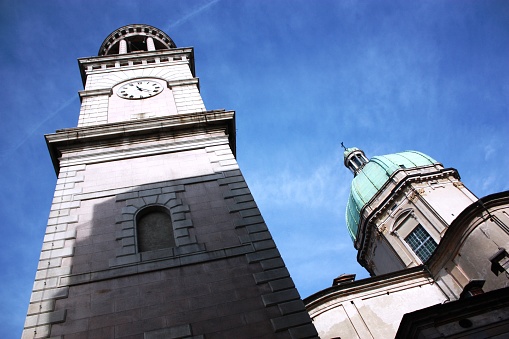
left=78, top=48, right=195, bottom=86
left=356, top=168, right=460, bottom=267
left=46, top=110, right=236, bottom=174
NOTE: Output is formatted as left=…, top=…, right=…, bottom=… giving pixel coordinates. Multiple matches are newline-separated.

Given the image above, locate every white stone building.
left=305, top=147, right=509, bottom=338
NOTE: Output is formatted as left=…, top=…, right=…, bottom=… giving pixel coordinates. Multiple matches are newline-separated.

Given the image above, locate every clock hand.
left=136, top=86, right=150, bottom=92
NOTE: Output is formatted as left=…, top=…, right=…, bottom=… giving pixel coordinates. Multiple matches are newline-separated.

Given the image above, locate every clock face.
left=117, top=80, right=163, bottom=99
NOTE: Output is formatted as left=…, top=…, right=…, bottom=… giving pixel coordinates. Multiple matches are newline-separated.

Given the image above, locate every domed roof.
left=345, top=150, right=437, bottom=241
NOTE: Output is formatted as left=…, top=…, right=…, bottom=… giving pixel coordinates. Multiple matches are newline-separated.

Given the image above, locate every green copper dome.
left=345, top=150, right=437, bottom=241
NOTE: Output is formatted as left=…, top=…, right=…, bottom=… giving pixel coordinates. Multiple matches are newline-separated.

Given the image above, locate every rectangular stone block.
left=126, top=197, right=145, bottom=208
left=59, top=272, right=91, bottom=286
left=228, top=182, right=248, bottom=190
left=53, top=187, right=83, bottom=197
left=21, top=325, right=50, bottom=339
left=239, top=208, right=261, bottom=218
left=162, top=184, right=185, bottom=193
left=217, top=176, right=244, bottom=186
left=116, top=191, right=139, bottom=201
left=223, top=169, right=242, bottom=177
left=140, top=247, right=174, bottom=261
left=174, top=243, right=206, bottom=255
left=228, top=201, right=257, bottom=213
left=270, top=312, right=313, bottom=332
left=247, top=231, right=272, bottom=243
left=110, top=252, right=141, bottom=265
left=47, top=215, right=79, bottom=226
left=171, top=204, right=190, bottom=213
left=115, top=228, right=135, bottom=239
left=166, top=198, right=183, bottom=209
left=246, top=248, right=281, bottom=263
left=121, top=237, right=135, bottom=247
left=91, top=265, right=138, bottom=281
left=269, top=278, right=295, bottom=292
left=262, top=288, right=300, bottom=306
left=219, top=159, right=237, bottom=166
left=41, top=240, right=65, bottom=251
left=224, top=244, right=253, bottom=257
left=142, top=194, right=158, bottom=204
left=253, top=239, right=276, bottom=251
left=37, top=257, right=62, bottom=270
left=172, top=212, right=186, bottom=221
left=246, top=223, right=269, bottom=234
left=137, top=257, right=181, bottom=273
left=144, top=324, right=192, bottom=339
left=49, top=209, right=70, bottom=218
left=40, top=247, right=74, bottom=260
left=35, top=266, right=71, bottom=281
left=173, top=219, right=193, bottom=229
left=174, top=228, right=189, bottom=237
left=182, top=249, right=227, bottom=266
left=30, top=287, right=69, bottom=302
left=52, top=195, right=72, bottom=204
left=288, top=324, right=319, bottom=339
left=63, top=164, right=86, bottom=172
left=43, top=230, right=76, bottom=242
left=253, top=267, right=290, bottom=284
left=260, top=258, right=285, bottom=271
left=233, top=194, right=254, bottom=203
left=156, top=193, right=177, bottom=205
left=176, top=234, right=197, bottom=246
left=24, top=309, right=66, bottom=327
left=115, top=245, right=136, bottom=257
left=27, top=300, right=55, bottom=315
left=33, top=277, right=59, bottom=291
left=234, top=216, right=264, bottom=228
left=223, top=187, right=250, bottom=198
left=278, top=300, right=307, bottom=316
left=121, top=205, right=138, bottom=215
left=54, top=182, right=75, bottom=191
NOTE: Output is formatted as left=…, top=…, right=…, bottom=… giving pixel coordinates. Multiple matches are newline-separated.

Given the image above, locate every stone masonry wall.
left=23, top=138, right=317, bottom=338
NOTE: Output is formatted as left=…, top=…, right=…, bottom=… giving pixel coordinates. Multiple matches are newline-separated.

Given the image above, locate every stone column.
left=119, top=39, right=127, bottom=54
left=146, top=37, right=156, bottom=51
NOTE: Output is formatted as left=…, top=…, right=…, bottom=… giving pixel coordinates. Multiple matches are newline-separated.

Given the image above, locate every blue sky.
left=1, top=0, right=508, bottom=336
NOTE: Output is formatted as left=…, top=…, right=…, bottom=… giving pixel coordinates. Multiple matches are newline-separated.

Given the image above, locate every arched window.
left=136, top=206, right=176, bottom=252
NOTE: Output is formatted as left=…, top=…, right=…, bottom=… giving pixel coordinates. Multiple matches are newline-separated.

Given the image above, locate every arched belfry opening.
left=98, top=24, right=177, bottom=56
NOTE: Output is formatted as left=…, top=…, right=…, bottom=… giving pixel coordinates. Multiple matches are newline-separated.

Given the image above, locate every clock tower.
left=23, top=24, right=317, bottom=339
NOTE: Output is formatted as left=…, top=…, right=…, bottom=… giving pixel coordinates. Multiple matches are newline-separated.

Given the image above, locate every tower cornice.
left=45, top=110, right=236, bottom=174
left=78, top=48, right=195, bottom=87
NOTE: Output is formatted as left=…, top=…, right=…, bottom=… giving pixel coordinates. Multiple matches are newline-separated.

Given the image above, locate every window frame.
left=135, top=205, right=176, bottom=253
left=404, top=224, right=438, bottom=262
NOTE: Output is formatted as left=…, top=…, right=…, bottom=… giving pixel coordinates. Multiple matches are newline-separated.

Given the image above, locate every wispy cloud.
left=165, top=0, right=221, bottom=30
left=0, top=95, right=78, bottom=159
left=248, top=158, right=350, bottom=215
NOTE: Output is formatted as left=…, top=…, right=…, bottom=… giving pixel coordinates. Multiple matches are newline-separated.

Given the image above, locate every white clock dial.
left=117, top=80, right=163, bottom=99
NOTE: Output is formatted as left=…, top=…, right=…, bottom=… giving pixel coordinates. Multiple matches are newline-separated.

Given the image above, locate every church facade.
left=23, top=25, right=317, bottom=339
left=305, top=147, right=509, bottom=338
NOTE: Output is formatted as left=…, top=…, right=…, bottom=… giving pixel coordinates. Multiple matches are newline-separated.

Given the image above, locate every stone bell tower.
left=23, top=24, right=317, bottom=339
